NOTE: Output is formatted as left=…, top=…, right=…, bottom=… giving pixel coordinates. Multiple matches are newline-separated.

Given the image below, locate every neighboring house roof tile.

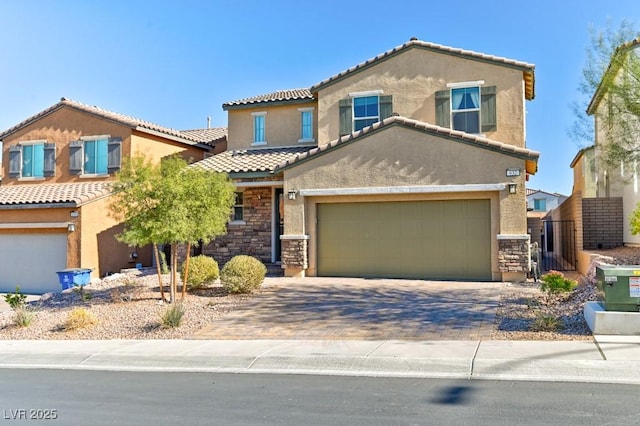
left=310, top=38, right=536, bottom=100
left=192, top=146, right=311, bottom=174
left=587, top=37, right=640, bottom=115
left=274, top=116, right=540, bottom=173
left=223, top=89, right=314, bottom=110
left=526, top=188, right=539, bottom=196
left=0, top=98, right=209, bottom=147
left=181, top=127, right=228, bottom=146
left=0, top=182, right=112, bottom=207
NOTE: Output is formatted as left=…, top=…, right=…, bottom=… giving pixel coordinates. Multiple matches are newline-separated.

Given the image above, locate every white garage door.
left=0, top=233, right=68, bottom=294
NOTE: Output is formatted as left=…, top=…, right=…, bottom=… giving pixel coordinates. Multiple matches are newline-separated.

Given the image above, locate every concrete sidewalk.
left=1, top=336, right=639, bottom=384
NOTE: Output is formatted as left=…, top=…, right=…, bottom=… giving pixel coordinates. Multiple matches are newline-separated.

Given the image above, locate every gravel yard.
left=1, top=247, right=638, bottom=340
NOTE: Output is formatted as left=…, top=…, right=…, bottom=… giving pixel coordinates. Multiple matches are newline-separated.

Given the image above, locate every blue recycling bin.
left=56, top=268, right=92, bottom=291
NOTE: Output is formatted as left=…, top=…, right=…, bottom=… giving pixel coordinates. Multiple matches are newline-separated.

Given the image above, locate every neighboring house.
left=0, top=98, right=220, bottom=293
left=194, top=38, right=539, bottom=282
left=587, top=37, right=640, bottom=245
left=569, top=145, right=596, bottom=198
left=526, top=189, right=567, bottom=212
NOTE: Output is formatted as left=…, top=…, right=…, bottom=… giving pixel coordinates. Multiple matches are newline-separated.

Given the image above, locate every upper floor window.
left=69, top=136, right=121, bottom=176
left=436, top=82, right=496, bottom=134
left=533, top=198, right=546, bottom=211
left=252, top=112, right=267, bottom=145
left=299, top=107, right=314, bottom=142
left=339, top=91, right=393, bottom=136
left=8, top=140, right=56, bottom=179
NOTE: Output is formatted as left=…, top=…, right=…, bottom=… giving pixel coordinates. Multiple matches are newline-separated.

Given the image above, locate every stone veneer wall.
left=281, top=238, right=308, bottom=269
left=199, top=186, right=274, bottom=266
left=498, top=236, right=530, bottom=273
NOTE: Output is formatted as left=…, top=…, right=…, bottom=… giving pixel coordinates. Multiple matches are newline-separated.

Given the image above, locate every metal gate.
left=541, top=220, right=576, bottom=271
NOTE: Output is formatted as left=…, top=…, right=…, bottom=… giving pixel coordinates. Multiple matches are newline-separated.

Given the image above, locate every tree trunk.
left=169, top=244, right=177, bottom=304
left=181, top=242, right=191, bottom=300
left=153, top=243, right=166, bottom=302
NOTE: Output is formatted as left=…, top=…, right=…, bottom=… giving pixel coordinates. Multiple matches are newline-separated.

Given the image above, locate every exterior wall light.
left=288, top=190, right=297, bottom=200
left=67, top=223, right=76, bottom=232
left=508, top=183, right=517, bottom=194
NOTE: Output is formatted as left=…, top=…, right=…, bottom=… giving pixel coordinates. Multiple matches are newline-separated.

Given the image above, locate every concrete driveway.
left=192, top=277, right=502, bottom=340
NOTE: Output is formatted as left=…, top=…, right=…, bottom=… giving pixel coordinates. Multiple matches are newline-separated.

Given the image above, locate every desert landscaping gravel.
left=1, top=247, right=638, bottom=341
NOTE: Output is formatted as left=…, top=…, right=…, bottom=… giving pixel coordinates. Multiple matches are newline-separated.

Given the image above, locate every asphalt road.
left=1, top=370, right=639, bottom=425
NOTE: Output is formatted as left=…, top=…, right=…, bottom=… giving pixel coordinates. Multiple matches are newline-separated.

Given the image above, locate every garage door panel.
left=318, top=200, right=491, bottom=280
left=0, top=233, right=67, bottom=294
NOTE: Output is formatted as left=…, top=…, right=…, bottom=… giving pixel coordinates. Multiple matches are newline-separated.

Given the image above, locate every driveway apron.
left=192, top=277, right=502, bottom=340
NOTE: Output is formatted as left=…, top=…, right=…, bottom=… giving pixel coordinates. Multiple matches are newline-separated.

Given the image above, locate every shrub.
left=530, top=311, right=562, bottom=332
left=540, top=270, right=577, bottom=297
left=64, top=308, right=97, bottom=331
left=161, top=302, right=185, bottom=328
left=14, top=307, right=35, bottom=328
left=220, top=255, right=267, bottom=294
left=4, top=286, right=27, bottom=310
left=181, top=255, right=219, bottom=290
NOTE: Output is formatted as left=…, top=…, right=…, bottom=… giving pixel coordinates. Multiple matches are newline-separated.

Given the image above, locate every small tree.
left=110, top=155, right=235, bottom=303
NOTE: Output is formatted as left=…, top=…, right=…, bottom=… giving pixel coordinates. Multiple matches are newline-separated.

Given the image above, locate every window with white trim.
left=435, top=82, right=496, bottom=134
left=299, top=107, right=314, bottom=142
left=8, top=140, right=56, bottom=179
left=451, top=87, right=480, bottom=133
left=338, top=91, right=393, bottom=136
left=353, top=95, right=380, bottom=131
left=69, top=135, right=122, bottom=176
left=232, top=191, right=244, bottom=222
left=252, top=112, right=267, bottom=145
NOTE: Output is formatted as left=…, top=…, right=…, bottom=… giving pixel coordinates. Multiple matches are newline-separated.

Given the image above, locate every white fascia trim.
left=298, top=183, right=506, bottom=197
left=0, top=222, right=69, bottom=229
left=446, top=80, right=485, bottom=88
left=497, top=234, right=530, bottom=240
left=234, top=181, right=284, bottom=188
left=348, top=89, right=383, bottom=97
left=280, top=234, right=310, bottom=240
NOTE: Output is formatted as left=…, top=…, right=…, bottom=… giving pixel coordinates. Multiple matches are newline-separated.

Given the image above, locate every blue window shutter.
left=69, top=140, right=83, bottom=174
left=435, top=90, right=450, bottom=128
left=43, top=143, right=56, bottom=176
left=96, top=139, right=108, bottom=174
left=8, top=145, right=21, bottom=177
left=481, top=86, right=497, bottom=132
left=107, top=137, right=122, bottom=173
left=380, top=95, right=393, bottom=120
left=339, top=98, right=352, bottom=136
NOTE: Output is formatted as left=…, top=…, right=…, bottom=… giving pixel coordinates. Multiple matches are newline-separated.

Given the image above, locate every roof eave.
left=223, top=98, right=315, bottom=111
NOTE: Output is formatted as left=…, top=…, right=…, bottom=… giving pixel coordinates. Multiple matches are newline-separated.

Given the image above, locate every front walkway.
left=192, top=277, right=502, bottom=340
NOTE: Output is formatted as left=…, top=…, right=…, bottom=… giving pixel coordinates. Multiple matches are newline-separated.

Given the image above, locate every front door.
left=274, top=188, right=284, bottom=262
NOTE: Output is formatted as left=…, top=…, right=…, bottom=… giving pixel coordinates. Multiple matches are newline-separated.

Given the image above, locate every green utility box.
left=596, top=265, right=640, bottom=312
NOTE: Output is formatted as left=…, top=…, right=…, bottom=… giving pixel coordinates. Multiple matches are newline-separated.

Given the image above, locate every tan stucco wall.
left=282, top=126, right=528, bottom=279
left=130, top=131, right=205, bottom=164
left=316, top=47, right=527, bottom=147
left=226, top=101, right=318, bottom=150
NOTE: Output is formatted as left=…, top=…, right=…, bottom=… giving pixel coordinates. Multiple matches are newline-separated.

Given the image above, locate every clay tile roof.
left=310, top=39, right=536, bottom=100
left=0, top=98, right=208, bottom=147
left=192, top=146, right=311, bottom=174
left=526, top=188, right=539, bottom=196
left=274, top=116, right=540, bottom=173
left=223, top=89, right=314, bottom=110
left=180, top=127, right=228, bottom=146
left=0, top=182, right=112, bottom=207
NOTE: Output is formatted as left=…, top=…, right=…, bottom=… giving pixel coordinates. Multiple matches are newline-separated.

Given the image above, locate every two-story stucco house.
left=195, top=38, right=539, bottom=282
left=0, top=98, right=224, bottom=293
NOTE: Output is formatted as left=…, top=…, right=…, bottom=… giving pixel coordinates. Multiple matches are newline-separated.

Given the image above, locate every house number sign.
left=506, top=168, right=521, bottom=177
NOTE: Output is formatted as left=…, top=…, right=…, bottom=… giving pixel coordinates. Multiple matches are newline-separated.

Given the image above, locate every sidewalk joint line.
left=469, top=340, right=481, bottom=379
left=247, top=340, right=292, bottom=369
left=593, top=338, right=607, bottom=360
left=364, top=341, right=386, bottom=357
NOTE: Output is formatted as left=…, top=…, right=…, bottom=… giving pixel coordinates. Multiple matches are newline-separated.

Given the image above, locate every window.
left=436, top=84, right=496, bottom=133
left=299, top=108, right=314, bottom=142
left=8, top=140, right=55, bottom=179
left=533, top=198, right=546, bottom=211
left=232, top=191, right=244, bottom=222
left=338, top=92, right=393, bottom=136
left=252, top=112, right=266, bottom=145
left=69, top=136, right=121, bottom=175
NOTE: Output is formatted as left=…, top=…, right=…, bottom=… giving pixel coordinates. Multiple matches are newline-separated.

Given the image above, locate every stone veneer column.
left=280, top=235, right=308, bottom=277
left=497, top=234, right=530, bottom=280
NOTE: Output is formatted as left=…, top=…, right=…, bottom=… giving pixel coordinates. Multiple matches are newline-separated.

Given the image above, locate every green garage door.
left=317, top=199, right=491, bottom=280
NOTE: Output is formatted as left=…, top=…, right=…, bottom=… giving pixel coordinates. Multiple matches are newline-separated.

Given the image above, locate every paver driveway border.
left=192, top=277, right=502, bottom=340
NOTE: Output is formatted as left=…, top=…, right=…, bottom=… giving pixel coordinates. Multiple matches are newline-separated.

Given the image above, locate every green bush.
left=4, top=286, right=27, bottom=310
left=530, top=311, right=562, bottom=332
left=540, top=270, right=577, bottom=295
left=181, top=255, right=219, bottom=290
left=220, top=255, right=267, bottom=294
left=14, top=307, right=35, bottom=328
left=161, top=302, right=185, bottom=328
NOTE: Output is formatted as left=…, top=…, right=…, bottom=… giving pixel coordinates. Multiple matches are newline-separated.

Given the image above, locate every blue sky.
left=1, top=0, right=639, bottom=196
